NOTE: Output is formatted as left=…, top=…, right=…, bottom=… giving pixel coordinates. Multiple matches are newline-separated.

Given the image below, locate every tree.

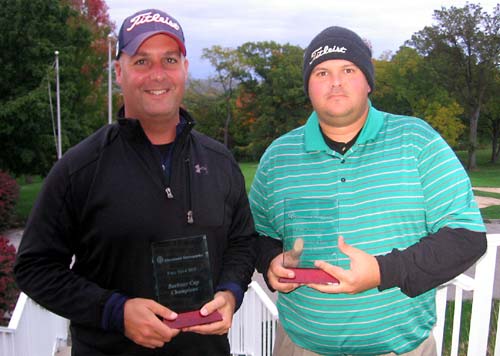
left=202, top=46, right=247, bottom=148
left=371, top=54, right=413, bottom=117
left=236, top=41, right=310, bottom=160
left=408, top=3, right=500, bottom=170
left=0, top=0, right=114, bottom=176
left=66, top=0, right=116, bottom=133
left=482, top=71, right=500, bottom=163
left=372, top=47, right=466, bottom=147
left=0, top=0, right=75, bottom=174
left=183, top=77, right=227, bottom=143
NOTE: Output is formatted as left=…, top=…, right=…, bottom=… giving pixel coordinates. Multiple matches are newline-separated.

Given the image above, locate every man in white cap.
left=15, top=8, right=256, bottom=356
left=250, top=26, right=486, bottom=355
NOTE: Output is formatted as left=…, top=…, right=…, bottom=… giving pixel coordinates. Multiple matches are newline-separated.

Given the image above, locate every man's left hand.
left=181, top=290, right=236, bottom=335
left=308, top=236, right=381, bottom=294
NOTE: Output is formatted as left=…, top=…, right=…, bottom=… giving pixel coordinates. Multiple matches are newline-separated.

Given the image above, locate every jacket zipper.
left=163, top=153, right=194, bottom=225
left=160, top=115, right=195, bottom=223
left=165, top=187, right=174, bottom=199
left=185, top=157, right=194, bottom=224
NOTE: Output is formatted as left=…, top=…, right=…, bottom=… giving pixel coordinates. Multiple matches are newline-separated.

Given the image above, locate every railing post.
left=467, top=234, right=500, bottom=356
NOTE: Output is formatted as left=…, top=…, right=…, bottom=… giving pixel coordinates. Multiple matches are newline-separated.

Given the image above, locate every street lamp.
left=55, top=51, right=62, bottom=159
left=108, top=34, right=113, bottom=125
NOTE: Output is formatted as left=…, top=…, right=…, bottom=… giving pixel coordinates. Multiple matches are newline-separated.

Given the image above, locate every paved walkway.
left=55, top=346, right=71, bottom=356
left=475, top=187, right=500, bottom=194
left=4, top=228, right=22, bottom=250
left=474, top=187, right=500, bottom=209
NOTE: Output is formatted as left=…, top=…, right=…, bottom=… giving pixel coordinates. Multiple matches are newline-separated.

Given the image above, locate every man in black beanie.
left=302, top=26, right=375, bottom=97
left=250, top=26, right=486, bottom=355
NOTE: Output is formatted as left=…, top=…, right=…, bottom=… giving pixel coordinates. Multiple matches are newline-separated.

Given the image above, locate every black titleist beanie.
left=303, top=26, right=374, bottom=97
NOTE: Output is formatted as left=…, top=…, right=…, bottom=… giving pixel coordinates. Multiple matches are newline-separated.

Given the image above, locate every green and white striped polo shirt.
left=249, top=104, right=485, bottom=355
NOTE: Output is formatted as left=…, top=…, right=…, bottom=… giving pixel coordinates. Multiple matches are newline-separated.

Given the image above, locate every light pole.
left=108, top=34, right=113, bottom=125
left=55, top=50, right=62, bottom=159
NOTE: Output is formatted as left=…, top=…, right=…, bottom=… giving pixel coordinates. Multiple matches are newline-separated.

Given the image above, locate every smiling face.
left=308, top=59, right=371, bottom=137
left=115, top=34, right=189, bottom=125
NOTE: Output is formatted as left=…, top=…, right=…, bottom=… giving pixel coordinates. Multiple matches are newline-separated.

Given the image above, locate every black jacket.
left=14, top=109, right=256, bottom=355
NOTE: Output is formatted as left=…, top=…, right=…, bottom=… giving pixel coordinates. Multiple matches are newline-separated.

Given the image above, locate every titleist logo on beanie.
left=310, top=45, right=347, bottom=64
left=302, top=26, right=374, bottom=96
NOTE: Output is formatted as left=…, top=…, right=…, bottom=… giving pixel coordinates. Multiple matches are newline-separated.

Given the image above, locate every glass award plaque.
left=151, top=235, right=222, bottom=329
left=279, top=197, right=340, bottom=284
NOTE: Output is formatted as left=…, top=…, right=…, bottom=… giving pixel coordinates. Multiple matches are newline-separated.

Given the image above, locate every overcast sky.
left=105, top=0, right=498, bottom=79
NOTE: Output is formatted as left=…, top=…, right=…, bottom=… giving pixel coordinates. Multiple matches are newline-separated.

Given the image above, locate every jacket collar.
left=116, top=106, right=196, bottom=143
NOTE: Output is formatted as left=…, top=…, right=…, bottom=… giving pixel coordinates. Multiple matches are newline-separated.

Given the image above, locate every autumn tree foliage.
left=0, top=0, right=115, bottom=176
left=67, top=0, right=116, bottom=66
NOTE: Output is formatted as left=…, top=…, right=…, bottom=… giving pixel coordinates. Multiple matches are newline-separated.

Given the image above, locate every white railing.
left=229, top=281, right=278, bottom=356
left=0, top=293, right=69, bottom=356
left=233, top=234, right=500, bottom=356
left=433, top=233, right=500, bottom=356
left=2, top=234, right=498, bottom=356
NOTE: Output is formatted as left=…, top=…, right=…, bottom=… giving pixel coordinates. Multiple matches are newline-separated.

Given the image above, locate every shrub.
left=0, top=236, right=19, bottom=326
left=0, top=171, right=19, bottom=232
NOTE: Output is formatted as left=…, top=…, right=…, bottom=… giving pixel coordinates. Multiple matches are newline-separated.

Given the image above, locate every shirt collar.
left=304, top=100, right=384, bottom=152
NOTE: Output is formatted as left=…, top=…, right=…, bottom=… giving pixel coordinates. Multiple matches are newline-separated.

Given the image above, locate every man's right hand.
left=124, top=298, right=180, bottom=349
left=267, top=253, right=301, bottom=293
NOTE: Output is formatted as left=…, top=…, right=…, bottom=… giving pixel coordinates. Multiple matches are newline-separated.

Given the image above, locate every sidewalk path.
left=474, top=187, right=500, bottom=209
left=3, top=228, right=22, bottom=250
left=474, top=187, right=500, bottom=194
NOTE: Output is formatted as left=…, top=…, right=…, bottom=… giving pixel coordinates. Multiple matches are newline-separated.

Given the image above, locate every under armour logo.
left=194, top=164, right=208, bottom=175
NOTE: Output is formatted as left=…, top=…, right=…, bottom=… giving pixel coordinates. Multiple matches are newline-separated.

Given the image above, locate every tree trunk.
left=223, top=97, right=231, bottom=148
left=491, top=118, right=500, bottom=163
left=467, top=106, right=480, bottom=171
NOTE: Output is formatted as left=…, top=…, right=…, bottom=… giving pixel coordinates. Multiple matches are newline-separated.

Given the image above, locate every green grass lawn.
left=473, top=190, right=500, bottom=199
left=455, top=149, right=500, bottom=187
left=456, top=149, right=500, bottom=221
left=473, top=190, right=500, bottom=220
left=481, top=205, right=500, bottom=221
left=15, top=176, right=43, bottom=224
left=441, top=299, right=499, bottom=356
left=239, top=162, right=258, bottom=193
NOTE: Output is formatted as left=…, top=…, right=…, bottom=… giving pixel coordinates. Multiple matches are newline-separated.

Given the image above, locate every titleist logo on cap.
left=126, top=11, right=181, bottom=32
left=309, top=45, right=347, bottom=65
